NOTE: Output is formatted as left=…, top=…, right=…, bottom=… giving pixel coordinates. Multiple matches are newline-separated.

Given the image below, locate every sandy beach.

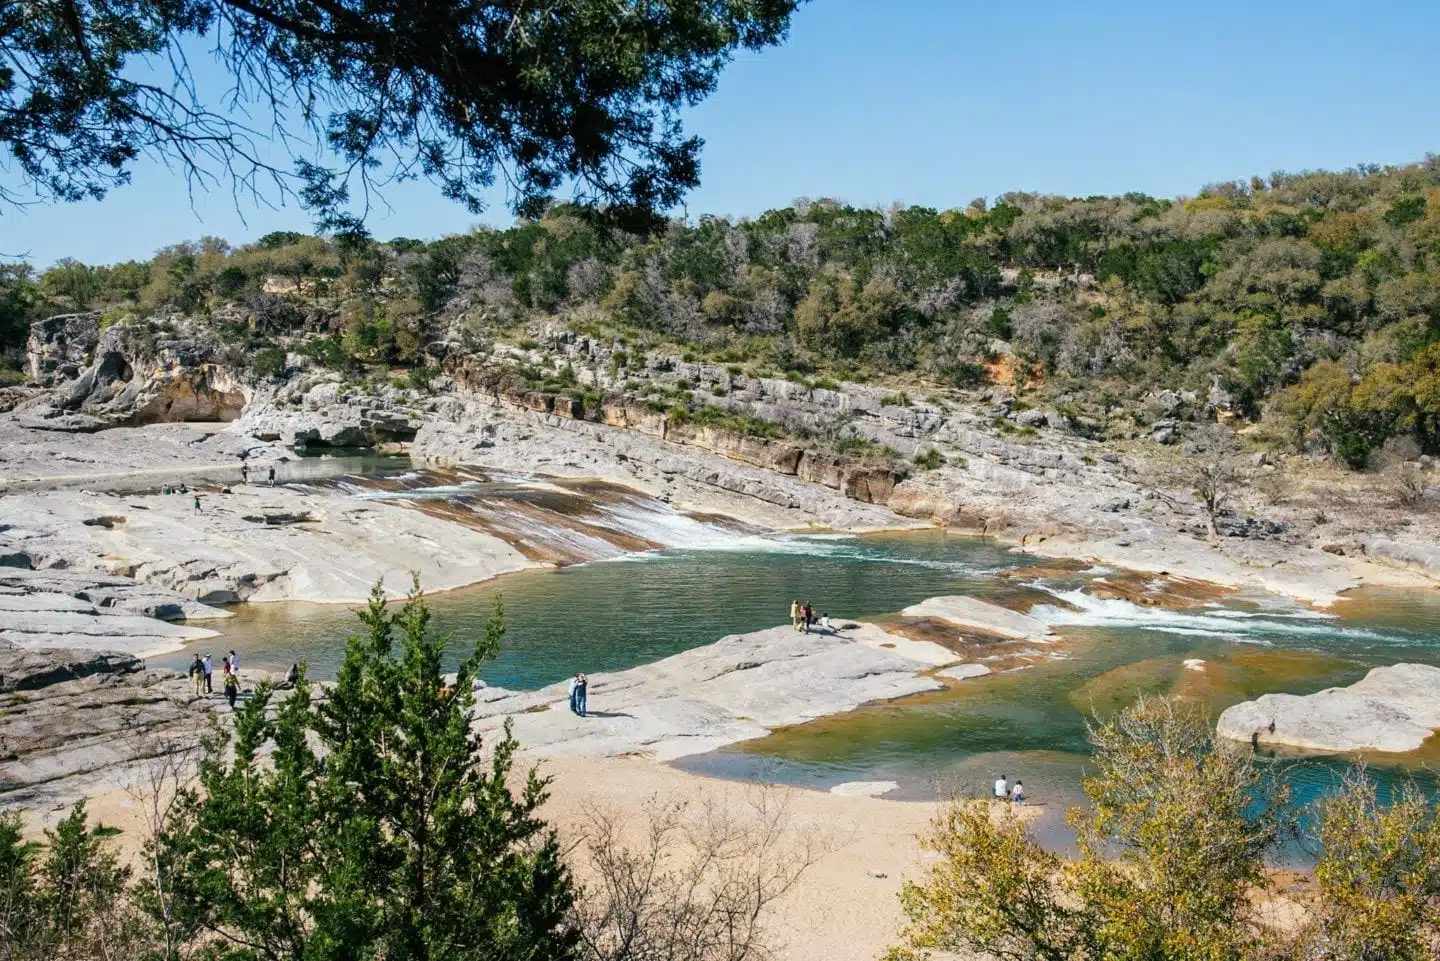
left=64, top=751, right=1031, bottom=961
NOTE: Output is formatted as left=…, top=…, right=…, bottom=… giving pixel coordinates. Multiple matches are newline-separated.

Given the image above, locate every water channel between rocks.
left=150, top=460, right=1440, bottom=850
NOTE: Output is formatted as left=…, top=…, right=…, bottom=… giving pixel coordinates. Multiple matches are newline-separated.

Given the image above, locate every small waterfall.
left=1029, top=588, right=1394, bottom=644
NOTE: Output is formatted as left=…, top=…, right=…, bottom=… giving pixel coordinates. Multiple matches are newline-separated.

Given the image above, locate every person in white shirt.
left=1010, top=781, right=1025, bottom=804
left=993, top=774, right=1008, bottom=799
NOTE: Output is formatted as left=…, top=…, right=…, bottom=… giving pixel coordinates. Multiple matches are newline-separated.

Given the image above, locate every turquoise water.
left=152, top=470, right=1440, bottom=846
left=154, top=529, right=1025, bottom=688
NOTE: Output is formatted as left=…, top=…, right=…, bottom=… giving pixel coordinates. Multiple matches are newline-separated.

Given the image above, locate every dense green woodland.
left=5, top=159, right=1440, bottom=467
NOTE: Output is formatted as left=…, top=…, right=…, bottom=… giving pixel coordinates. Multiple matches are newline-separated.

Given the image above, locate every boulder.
left=1216, top=664, right=1440, bottom=753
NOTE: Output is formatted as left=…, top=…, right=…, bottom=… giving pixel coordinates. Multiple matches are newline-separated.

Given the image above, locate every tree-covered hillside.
left=5, top=158, right=1440, bottom=467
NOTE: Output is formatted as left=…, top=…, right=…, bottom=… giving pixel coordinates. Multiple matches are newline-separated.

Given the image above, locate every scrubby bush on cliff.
left=887, top=696, right=1440, bottom=961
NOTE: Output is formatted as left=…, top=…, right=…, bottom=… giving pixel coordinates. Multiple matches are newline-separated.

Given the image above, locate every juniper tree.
left=148, top=578, right=576, bottom=960
left=0, top=0, right=801, bottom=231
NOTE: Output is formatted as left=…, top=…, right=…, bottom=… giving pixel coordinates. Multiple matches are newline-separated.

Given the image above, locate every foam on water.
left=1032, top=588, right=1395, bottom=644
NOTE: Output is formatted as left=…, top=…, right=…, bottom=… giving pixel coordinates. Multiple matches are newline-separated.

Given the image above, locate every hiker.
left=576, top=673, right=589, bottom=717
left=193, top=493, right=201, bottom=512
left=267, top=465, right=276, bottom=486
left=201, top=653, right=214, bottom=694
left=1010, top=780, right=1025, bottom=804
left=993, top=774, right=1008, bottom=800
left=221, top=655, right=231, bottom=680
left=789, top=599, right=801, bottom=631
left=240, top=463, right=249, bottom=483
left=228, top=650, right=239, bottom=674
left=188, top=654, right=204, bottom=696
left=224, top=671, right=240, bottom=709
left=568, top=674, right=581, bottom=714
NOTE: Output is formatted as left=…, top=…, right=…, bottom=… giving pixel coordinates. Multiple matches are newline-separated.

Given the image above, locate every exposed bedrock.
left=1217, top=664, right=1440, bottom=754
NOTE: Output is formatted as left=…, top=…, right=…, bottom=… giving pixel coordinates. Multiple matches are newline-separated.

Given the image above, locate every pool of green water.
left=154, top=521, right=1440, bottom=845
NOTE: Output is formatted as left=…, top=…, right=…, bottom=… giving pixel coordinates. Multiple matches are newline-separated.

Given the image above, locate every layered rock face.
left=1217, top=664, right=1440, bottom=753
left=0, top=639, right=211, bottom=812
left=0, top=568, right=226, bottom=656
left=18, top=314, right=248, bottom=432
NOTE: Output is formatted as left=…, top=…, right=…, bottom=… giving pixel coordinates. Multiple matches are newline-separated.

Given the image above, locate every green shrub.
left=913, top=448, right=945, bottom=470
left=406, top=365, right=438, bottom=391
left=252, top=346, right=287, bottom=378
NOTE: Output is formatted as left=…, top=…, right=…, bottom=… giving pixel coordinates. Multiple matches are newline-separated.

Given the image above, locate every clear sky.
left=5, top=0, right=1438, bottom=268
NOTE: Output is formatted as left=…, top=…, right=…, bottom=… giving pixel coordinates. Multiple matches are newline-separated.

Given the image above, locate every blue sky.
left=5, top=0, right=1438, bottom=267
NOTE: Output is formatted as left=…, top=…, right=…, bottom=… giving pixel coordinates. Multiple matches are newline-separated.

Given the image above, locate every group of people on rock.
left=788, top=600, right=832, bottom=634
left=238, top=462, right=277, bottom=486
left=567, top=673, right=589, bottom=716
left=992, top=773, right=1025, bottom=805
left=188, top=650, right=243, bottom=707
left=159, top=462, right=277, bottom=514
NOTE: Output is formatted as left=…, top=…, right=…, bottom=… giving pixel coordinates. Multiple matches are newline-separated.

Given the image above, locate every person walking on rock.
left=201, top=653, right=214, bottom=695
left=240, top=463, right=249, bottom=484
left=193, top=493, right=201, bottom=512
left=267, top=465, right=276, bottom=486
left=188, top=654, right=204, bottom=696
left=224, top=671, right=240, bottom=709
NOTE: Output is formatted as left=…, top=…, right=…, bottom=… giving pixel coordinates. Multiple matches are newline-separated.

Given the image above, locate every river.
left=150, top=464, right=1440, bottom=845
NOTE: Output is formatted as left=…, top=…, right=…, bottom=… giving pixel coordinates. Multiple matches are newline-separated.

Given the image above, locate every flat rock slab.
left=1217, top=663, right=1440, bottom=753
left=830, top=781, right=899, bottom=797
left=900, top=596, right=1051, bottom=642
left=472, top=622, right=954, bottom=761
left=937, top=663, right=992, bottom=681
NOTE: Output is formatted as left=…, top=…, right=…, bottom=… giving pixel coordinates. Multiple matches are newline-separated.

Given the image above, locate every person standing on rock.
left=188, top=654, right=204, bottom=696
left=240, top=463, right=249, bottom=484
left=224, top=671, right=240, bottom=709
left=228, top=650, right=239, bottom=675
left=568, top=674, right=580, bottom=714
left=576, top=673, right=589, bottom=717
left=201, top=653, right=214, bottom=695
left=790, top=600, right=800, bottom=631
left=268, top=465, right=276, bottom=486
left=193, top=493, right=201, bottom=512
left=1010, top=780, right=1025, bottom=805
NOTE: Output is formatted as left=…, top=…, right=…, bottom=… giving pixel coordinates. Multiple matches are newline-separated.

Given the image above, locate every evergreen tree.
left=149, top=579, right=575, bottom=960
